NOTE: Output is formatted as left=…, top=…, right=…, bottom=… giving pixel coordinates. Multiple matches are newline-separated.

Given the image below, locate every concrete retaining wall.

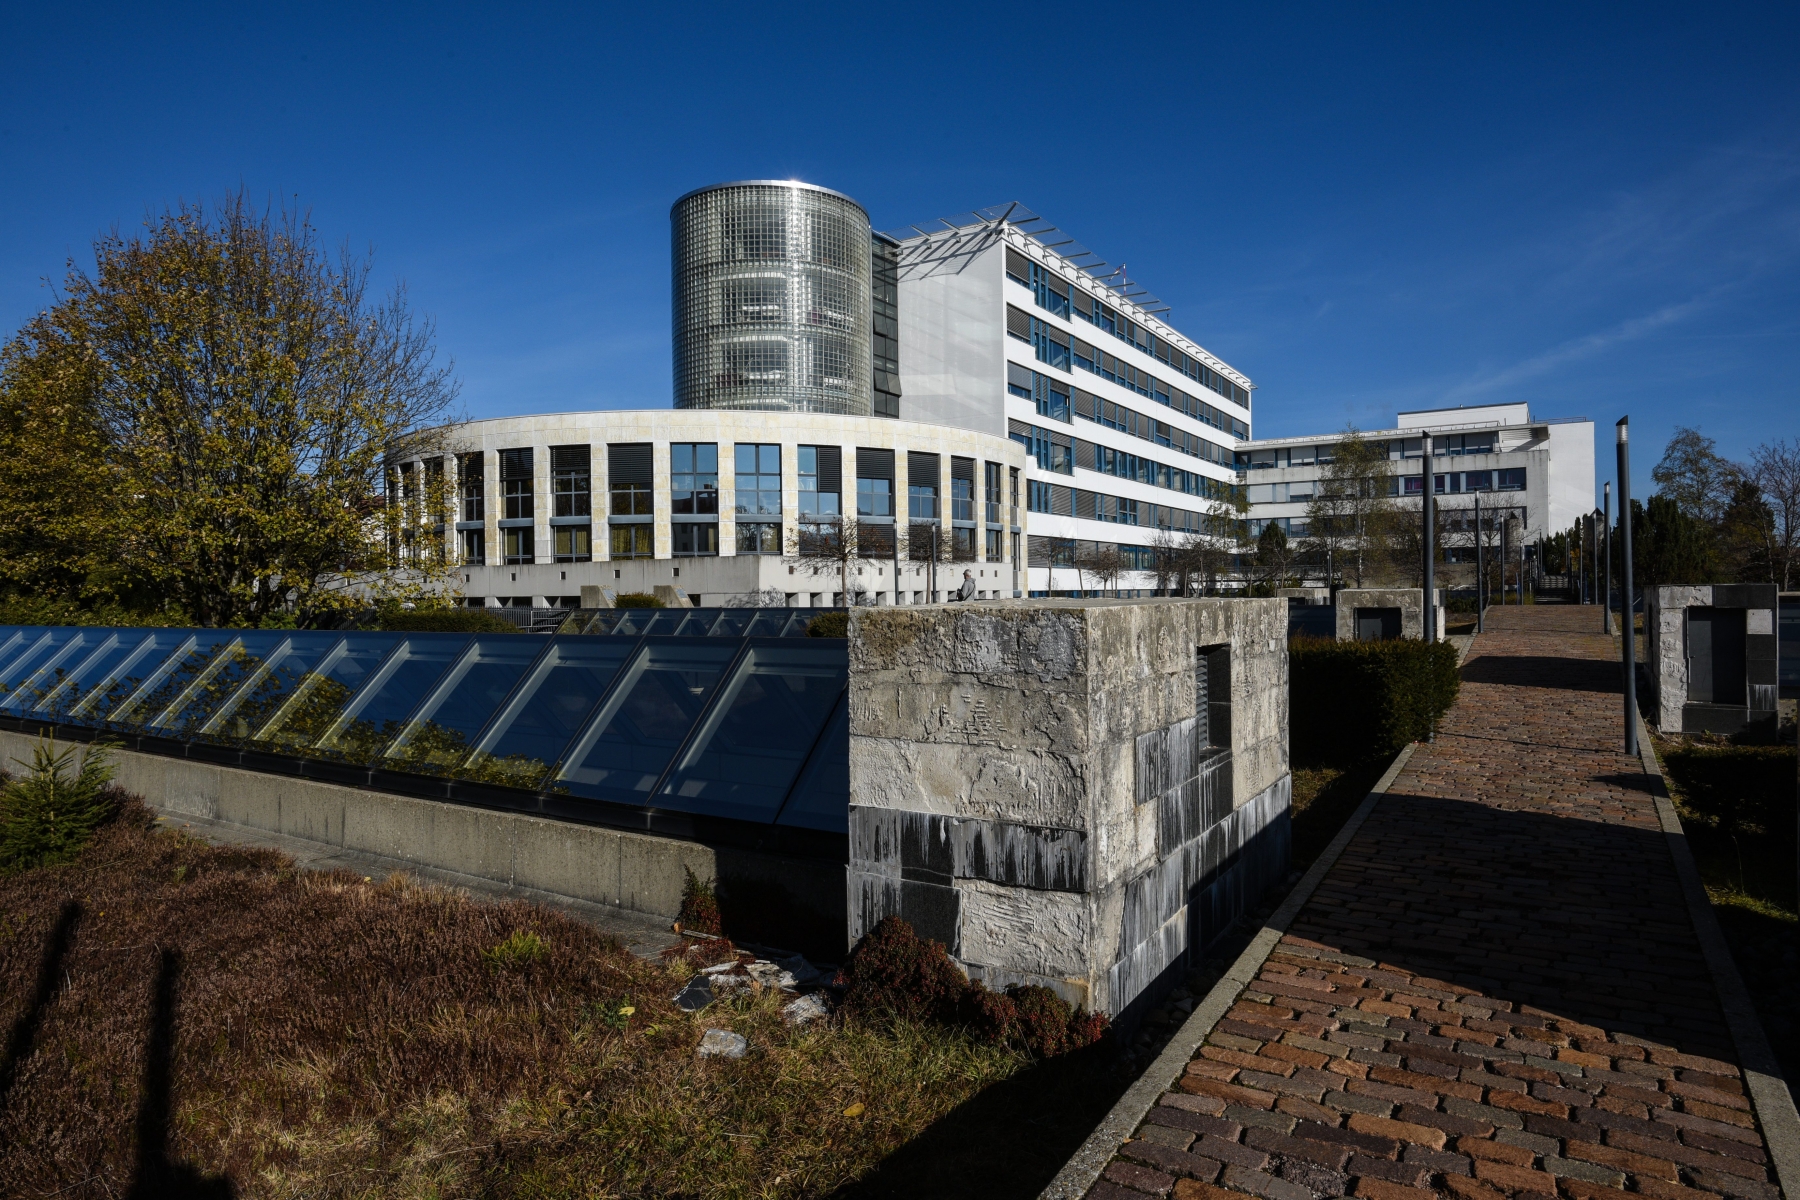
left=0, top=729, right=843, bottom=935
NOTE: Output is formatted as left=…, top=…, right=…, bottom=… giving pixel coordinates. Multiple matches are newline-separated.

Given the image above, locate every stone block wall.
left=1646, top=584, right=1780, bottom=734
left=1333, top=588, right=1446, bottom=641
left=846, top=598, right=1289, bottom=1017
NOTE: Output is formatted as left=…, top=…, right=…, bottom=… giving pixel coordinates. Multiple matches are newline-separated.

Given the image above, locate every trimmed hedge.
left=806, top=611, right=849, bottom=638
left=1289, top=635, right=1460, bottom=766
left=613, top=593, right=664, bottom=609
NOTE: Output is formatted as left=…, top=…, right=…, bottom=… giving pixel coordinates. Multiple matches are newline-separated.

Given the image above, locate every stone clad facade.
left=846, top=598, right=1289, bottom=1017
left=1646, top=584, right=1780, bottom=734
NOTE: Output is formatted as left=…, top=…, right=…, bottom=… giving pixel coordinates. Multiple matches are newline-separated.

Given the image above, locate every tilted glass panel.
left=460, top=639, right=637, bottom=790
left=611, top=609, right=657, bottom=636
left=554, top=642, right=739, bottom=804
left=707, top=610, right=752, bottom=636
left=0, top=629, right=116, bottom=714
left=381, top=638, right=546, bottom=776
left=64, top=631, right=197, bottom=726
left=312, top=635, right=471, bottom=764
left=192, top=632, right=355, bottom=747
left=146, top=631, right=293, bottom=737
left=643, top=610, right=686, bottom=636
left=656, top=645, right=847, bottom=823
left=246, top=633, right=405, bottom=755
left=584, top=610, right=627, bottom=635
left=773, top=696, right=849, bottom=832
left=745, top=610, right=791, bottom=637
left=0, top=628, right=46, bottom=684
left=101, top=635, right=234, bottom=732
left=26, top=631, right=145, bottom=718
left=0, top=629, right=86, bottom=705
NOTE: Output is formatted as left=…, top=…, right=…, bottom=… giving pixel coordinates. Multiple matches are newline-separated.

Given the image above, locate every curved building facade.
left=672, top=181, right=873, bottom=415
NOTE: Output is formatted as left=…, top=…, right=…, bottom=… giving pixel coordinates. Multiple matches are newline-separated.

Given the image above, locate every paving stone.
left=1104, top=1160, right=1175, bottom=1195
left=1224, top=1163, right=1317, bottom=1200
left=1119, top=1141, right=1224, bottom=1183
left=1102, top=611, right=1786, bottom=1200
left=1278, top=1159, right=1348, bottom=1196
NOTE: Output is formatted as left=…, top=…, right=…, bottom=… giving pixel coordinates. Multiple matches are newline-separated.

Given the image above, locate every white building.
left=892, top=205, right=1252, bottom=595
left=408, top=186, right=1257, bottom=607
left=1236, top=401, right=1594, bottom=570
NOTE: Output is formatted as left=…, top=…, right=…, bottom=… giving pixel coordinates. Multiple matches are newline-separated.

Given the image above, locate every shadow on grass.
left=1289, top=759, right=1389, bottom=871
left=127, top=949, right=235, bottom=1200
left=0, top=899, right=82, bottom=1112
left=827, top=1034, right=1127, bottom=1200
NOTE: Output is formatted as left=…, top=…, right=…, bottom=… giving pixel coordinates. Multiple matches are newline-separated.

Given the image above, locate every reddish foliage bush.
left=838, top=917, right=1109, bottom=1056
left=838, top=916, right=969, bottom=1024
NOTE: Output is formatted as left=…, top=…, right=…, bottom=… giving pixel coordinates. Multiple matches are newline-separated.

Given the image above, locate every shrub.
left=484, top=929, right=549, bottom=971
left=839, top=917, right=1109, bottom=1055
left=677, top=868, right=721, bottom=936
left=614, top=593, right=664, bottom=609
left=0, top=738, right=122, bottom=873
left=1288, top=635, right=1460, bottom=766
left=376, top=605, right=518, bottom=633
left=806, top=611, right=849, bottom=638
left=840, top=916, right=973, bottom=1025
left=1662, top=744, right=1796, bottom=840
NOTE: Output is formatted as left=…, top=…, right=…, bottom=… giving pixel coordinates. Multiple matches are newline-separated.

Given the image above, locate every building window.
left=1033, top=318, right=1070, bottom=371
left=609, top=443, right=654, bottom=516
left=671, top=443, right=719, bottom=515
left=858, top=477, right=892, bottom=517
left=503, top=526, right=534, bottom=565
left=461, top=527, right=485, bottom=565
left=952, top=527, right=977, bottom=560
left=610, top=524, right=652, bottom=558
left=1028, top=480, right=1054, bottom=513
left=1010, top=424, right=1072, bottom=475
left=986, top=528, right=1002, bottom=560
left=1031, top=263, right=1071, bottom=319
left=1498, top=468, right=1525, bottom=490
left=458, top=453, right=485, bottom=522
left=553, top=525, right=591, bottom=563
left=985, top=462, right=1002, bottom=524
left=735, top=444, right=781, bottom=517
left=908, top=480, right=937, bottom=521
left=673, top=522, right=719, bottom=556
left=500, top=448, right=533, bottom=520
left=737, top=522, right=780, bottom=554
left=950, top=476, right=973, bottom=522
left=799, top=445, right=841, bottom=520
left=552, top=445, right=591, bottom=517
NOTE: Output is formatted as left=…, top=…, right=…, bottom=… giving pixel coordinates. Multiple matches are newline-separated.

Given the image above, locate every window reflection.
left=657, top=646, right=846, bottom=823
left=381, top=639, right=542, bottom=776
left=555, top=643, right=738, bottom=803
left=460, top=640, right=636, bottom=790
left=313, top=637, right=470, bottom=764
left=247, top=634, right=403, bottom=754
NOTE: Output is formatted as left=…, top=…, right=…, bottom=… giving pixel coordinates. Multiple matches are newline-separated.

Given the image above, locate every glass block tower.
left=672, top=181, right=874, bottom=416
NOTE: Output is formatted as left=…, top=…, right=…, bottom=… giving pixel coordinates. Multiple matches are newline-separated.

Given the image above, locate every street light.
left=1422, top=433, right=1436, bottom=643
left=1603, top=482, right=1613, bottom=636
left=1475, top=490, right=1484, bottom=633
left=1618, top=418, right=1637, bottom=755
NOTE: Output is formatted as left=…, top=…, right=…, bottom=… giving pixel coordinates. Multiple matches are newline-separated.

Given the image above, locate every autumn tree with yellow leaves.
left=0, top=191, right=460, bottom=626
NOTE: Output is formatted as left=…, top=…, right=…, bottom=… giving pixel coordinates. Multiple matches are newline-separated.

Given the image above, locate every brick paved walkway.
left=1089, top=607, right=1781, bottom=1200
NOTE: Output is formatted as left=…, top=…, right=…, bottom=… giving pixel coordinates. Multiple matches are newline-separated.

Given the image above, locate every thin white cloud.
left=1440, top=288, right=1724, bottom=402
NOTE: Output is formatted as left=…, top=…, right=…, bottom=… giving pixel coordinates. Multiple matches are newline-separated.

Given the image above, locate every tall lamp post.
left=1422, top=434, right=1436, bottom=642
left=1603, top=483, right=1613, bottom=635
left=1618, top=418, right=1637, bottom=755
left=1474, top=491, right=1484, bottom=633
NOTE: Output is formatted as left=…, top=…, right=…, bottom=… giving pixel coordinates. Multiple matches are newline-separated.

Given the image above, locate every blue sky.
left=3, top=3, right=1796, bottom=503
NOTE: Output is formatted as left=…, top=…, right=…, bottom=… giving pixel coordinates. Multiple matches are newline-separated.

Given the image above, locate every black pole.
left=1422, top=434, right=1436, bottom=642
left=1500, top=511, right=1508, bottom=608
left=1618, top=418, right=1638, bottom=755
left=1603, top=483, right=1613, bottom=635
left=892, top=516, right=901, bottom=605
left=1475, top=491, right=1484, bottom=633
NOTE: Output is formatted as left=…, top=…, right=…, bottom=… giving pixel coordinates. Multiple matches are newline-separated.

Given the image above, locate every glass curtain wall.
left=0, top=622, right=848, bottom=834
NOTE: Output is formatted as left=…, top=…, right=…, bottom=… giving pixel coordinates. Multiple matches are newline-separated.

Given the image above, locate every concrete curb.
left=1634, top=716, right=1800, bottom=1200
left=1038, top=741, right=1419, bottom=1200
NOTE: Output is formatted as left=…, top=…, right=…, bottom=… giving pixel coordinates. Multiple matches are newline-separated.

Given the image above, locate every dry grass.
left=1651, top=733, right=1800, bottom=1086
left=0, top=803, right=1059, bottom=1198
